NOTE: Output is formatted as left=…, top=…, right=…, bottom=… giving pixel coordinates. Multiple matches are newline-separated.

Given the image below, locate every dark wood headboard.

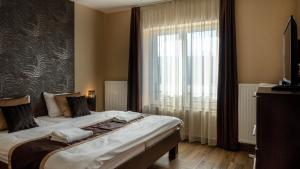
left=0, top=0, right=75, bottom=117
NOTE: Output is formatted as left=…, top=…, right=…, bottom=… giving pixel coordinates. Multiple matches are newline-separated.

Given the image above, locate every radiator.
left=238, top=84, right=259, bottom=144
left=105, top=81, right=128, bottom=111
left=238, top=83, right=276, bottom=144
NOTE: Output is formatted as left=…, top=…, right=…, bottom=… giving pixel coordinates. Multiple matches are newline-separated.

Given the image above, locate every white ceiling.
left=73, top=0, right=170, bottom=13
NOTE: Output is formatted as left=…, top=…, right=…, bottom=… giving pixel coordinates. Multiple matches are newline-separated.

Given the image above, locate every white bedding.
left=36, top=115, right=73, bottom=124
left=36, top=111, right=144, bottom=124
left=0, top=111, right=182, bottom=169
left=36, top=111, right=99, bottom=124
left=0, top=118, right=55, bottom=137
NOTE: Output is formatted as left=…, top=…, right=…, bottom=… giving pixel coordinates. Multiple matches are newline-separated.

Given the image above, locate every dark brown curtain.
left=127, top=7, right=142, bottom=112
left=217, top=0, right=239, bottom=151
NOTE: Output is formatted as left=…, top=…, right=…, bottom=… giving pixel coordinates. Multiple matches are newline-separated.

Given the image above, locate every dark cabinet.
left=256, top=87, right=300, bottom=169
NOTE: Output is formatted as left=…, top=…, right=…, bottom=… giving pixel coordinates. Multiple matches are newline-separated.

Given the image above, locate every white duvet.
left=0, top=111, right=182, bottom=169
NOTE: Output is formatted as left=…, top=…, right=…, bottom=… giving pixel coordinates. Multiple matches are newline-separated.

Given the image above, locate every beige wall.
left=103, top=10, right=131, bottom=81
left=236, top=0, right=296, bottom=83
left=75, top=4, right=105, bottom=111
left=74, top=5, right=130, bottom=111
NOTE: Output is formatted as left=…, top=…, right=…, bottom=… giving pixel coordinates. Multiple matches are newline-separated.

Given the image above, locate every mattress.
left=0, top=111, right=181, bottom=169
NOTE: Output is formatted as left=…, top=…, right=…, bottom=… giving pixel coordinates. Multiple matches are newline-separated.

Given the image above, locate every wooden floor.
left=149, top=142, right=253, bottom=169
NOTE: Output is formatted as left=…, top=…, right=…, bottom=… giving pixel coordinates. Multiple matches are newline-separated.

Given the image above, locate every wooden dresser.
left=256, top=87, right=300, bottom=169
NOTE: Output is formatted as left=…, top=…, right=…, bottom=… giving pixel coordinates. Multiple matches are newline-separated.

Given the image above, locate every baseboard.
left=239, top=143, right=255, bottom=154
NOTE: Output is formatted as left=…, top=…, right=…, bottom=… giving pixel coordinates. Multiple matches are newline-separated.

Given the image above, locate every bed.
left=0, top=107, right=182, bottom=169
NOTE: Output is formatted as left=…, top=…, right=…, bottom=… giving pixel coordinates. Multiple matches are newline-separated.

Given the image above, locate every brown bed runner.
left=8, top=119, right=140, bottom=169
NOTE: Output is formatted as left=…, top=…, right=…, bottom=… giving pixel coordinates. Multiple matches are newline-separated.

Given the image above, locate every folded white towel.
left=50, top=128, right=93, bottom=143
left=112, top=112, right=142, bottom=123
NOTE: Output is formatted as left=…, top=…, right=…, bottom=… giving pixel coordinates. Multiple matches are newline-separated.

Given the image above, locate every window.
left=143, top=24, right=218, bottom=108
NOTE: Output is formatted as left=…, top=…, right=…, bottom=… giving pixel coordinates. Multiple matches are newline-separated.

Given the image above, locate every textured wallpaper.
left=0, top=0, right=74, bottom=104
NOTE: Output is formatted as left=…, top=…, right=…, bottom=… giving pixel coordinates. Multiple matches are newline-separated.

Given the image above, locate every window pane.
left=147, top=27, right=218, bottom=107
left=187, top=30, right=218, bottom=99
left=157, top=34, right=182, bottom=98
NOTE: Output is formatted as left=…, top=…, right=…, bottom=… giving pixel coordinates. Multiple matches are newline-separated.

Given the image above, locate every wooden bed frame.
left=0, top=93, right=181, bottom=169
left=117, top=130, right=180, bottom=169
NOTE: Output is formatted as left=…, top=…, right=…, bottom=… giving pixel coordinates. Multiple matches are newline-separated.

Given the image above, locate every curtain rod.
left=134, top=0, right=173, bottom=8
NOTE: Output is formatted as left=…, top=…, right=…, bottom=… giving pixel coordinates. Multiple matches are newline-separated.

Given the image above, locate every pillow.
left=0, top=96, right=30, bottom=131
left=67, top=96, right=91, bottom=118
left=1, top=103, right=38, bottom=133
left=43, top=92, right=68, bottom=117
left=54, top=93, right=81, bottom=117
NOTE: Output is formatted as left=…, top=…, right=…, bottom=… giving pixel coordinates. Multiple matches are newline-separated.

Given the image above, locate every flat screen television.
left=282, top=16, right=299, bottom=86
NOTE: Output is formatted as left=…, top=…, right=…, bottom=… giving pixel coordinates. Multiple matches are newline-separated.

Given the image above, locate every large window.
left=142, top=24, right=218, bottom=109
left=157, top=30, right=218, bottom=98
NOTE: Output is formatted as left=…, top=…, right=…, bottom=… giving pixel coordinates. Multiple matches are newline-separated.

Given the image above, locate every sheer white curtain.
left=141, top=0, right=219, bottom=145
